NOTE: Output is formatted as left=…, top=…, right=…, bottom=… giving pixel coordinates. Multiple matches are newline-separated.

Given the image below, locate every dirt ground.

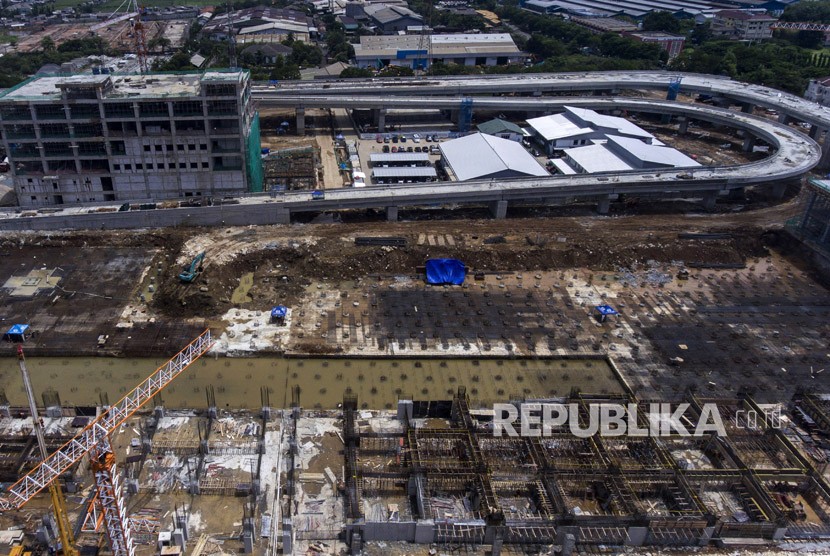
left=13, top=20, right=185, bottom=54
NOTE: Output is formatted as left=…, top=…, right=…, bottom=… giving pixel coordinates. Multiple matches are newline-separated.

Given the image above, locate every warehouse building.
left=0, top=70, right=261, bottom=208
left=520, top=0, right=728, bottom=18
left=363, top=4, right=423, bottom=33
left=354, top=33, right=523, bottom=70
left=439, top=132, right=548, bottom=181
left=369, top=152, right=432, bottom=166
left=372, top=167, right=437, bottom=184
left=201, top=7, right=316, bottom=43
left=477, top=118, right=527, bottom=142
left=551, top=135, right=700, bottom=174
left=527, top=106, right=654, bottom=156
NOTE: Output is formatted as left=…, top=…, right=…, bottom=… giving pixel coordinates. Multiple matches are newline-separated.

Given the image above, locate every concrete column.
left=597, top=196, right=611, bottom=215
left=678, top=117, right=689, bottom=135
left=490, top=200, right=507, bottom=219
left=778, top=112, right=791, bottom=125
left=295, top=107, right=305, bottom=135
left=742, top=135, right=755, bottom=152
left=770, top=182, right=787, bottom=200
left=275, top=208, right=290, bottom=225
left=376, top=108, right=387, bottom=133
left=741, top=102, right=754, bottom=113
left=449, top=110, right=458, bottom=123
left=702, top=190, right=718, bottom=211
left=727, top=187, right=745, bottom=200
left=820, top=140, right=830, bottom=169
left=386, top=205, right=398, bottom=221
left=625, top=526, right=648, bottom=546
left=809, top=125, right=823, bottom=140
left=819, top=222, right=830, bottom=244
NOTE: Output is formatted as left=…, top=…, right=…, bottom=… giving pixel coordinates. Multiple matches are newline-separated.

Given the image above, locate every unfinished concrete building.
left=0, top=70, right=262, bottom=208
left=335, top=389, right=830, bottom=553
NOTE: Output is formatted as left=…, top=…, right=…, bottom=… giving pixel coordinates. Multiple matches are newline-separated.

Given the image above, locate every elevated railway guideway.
left=253, top=71, right=830, bottom=142
left=249, top=72, right=827, bottom=218
left=253, top=94, right=820, bottom=181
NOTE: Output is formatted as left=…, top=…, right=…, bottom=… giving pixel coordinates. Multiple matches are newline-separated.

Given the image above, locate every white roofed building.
left=354, top=33, right=523, bottom=70
left=558, top=135, right=700, bottom=175
left=439, top=132, right=548, bottom=181
left=527, top=106, right=654, bottom=156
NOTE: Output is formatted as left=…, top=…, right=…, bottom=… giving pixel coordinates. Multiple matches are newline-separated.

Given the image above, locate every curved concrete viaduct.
left=0, top=73, right=822, bottom=230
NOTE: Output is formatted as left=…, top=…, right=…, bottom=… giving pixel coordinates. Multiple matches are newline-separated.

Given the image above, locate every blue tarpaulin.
left=425, top=259, right=466, bottom=285
left=271, top=306, right=287, bottom=319
left=4, top=324, right=29, bottom=342
left=595, top=305, right=618, bottom=322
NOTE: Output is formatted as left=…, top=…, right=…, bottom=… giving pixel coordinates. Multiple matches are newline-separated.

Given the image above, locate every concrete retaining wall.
left=0, top=202, right=289, bottom=231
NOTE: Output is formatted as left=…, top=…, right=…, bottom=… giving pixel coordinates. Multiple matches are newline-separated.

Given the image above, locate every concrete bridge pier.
left=810, top=125, right=824, bottom=140
left=770, top=182, right=787, bottom=200
left=742, top=135, right=755, bottom=152
left=741, top=102, right=754, bottom=114
left=820, top=139, right=830, bottom=169
left=375, top=108, right=387, bottom=133
left=386, top=205, right=398, bottom=221
left=296, top=107, right=305, bottom=135
left=275, top=208, right=291, bottom=225
left=702, top=190, right=718, bottom=211
left=778, top=112, right=791, bottom=125
left=490, top=200, right=508, bottom=219
left=596, top=196, right=611, bottom=215
left=678, top=117, right=689, bottom=135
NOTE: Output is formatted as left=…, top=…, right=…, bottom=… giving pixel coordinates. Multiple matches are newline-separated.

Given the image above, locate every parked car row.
left=382, top=145, right=440, bottom=153
left=376, top=134, right=441, bottom=144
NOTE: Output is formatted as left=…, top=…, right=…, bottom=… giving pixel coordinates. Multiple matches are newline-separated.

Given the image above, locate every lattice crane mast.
left=0, top=330, right=214, bottom=556
left=16, top=345, right=78, bottom=556
left=771, top=21, right=830, bottom=32
left=89, top=0, right=148, bottom=73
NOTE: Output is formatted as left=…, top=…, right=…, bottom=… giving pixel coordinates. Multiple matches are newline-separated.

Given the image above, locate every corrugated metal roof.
left=549, top=158, right=577, bottom=175
left=439, top=132, right=548, bottom=181
left=355, top=33, right=520, bottom=58
left=527, top=113, right=594, bottom=142
left=527, top=106, right=653, bottom=143
left=370, top=152, right=431, bottom=163
left=477, top=118, right=524, bottom=136
left=372, top=167, right=437, bottom=177
left=565, top=106, right=653, bottom=140
left=606, top=135, right=701, bottom=168
left=565, top=143, right=633, bottom=173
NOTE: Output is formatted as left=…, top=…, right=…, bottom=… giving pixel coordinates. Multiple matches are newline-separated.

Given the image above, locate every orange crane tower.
left=0, top=330, right=214, bottom=556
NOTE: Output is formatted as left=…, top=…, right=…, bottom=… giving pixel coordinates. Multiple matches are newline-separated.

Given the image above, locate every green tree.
left=642, top=11, right=681, bottom=33
left=689, top=22, right=712, bottom=46
left=339, top=67, right=372, bottom=78
left=781, top=0, right=830, bottom=23
left=147, top=36, right=172, bottom=53
left=39, top=36, right=55, bottom=52
left=378, top=65, right=414, bottom=77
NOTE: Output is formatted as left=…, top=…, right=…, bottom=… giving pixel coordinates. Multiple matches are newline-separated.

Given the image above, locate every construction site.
left=0, top=197, right=825, bottom=555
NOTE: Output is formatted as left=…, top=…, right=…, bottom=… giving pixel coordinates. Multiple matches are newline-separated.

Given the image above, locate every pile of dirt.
left=150, top=223, right=772, bottom=319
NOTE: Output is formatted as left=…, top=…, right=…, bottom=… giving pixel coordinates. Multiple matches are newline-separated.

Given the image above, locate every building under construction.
left=334, top=388, right=830, bottom=554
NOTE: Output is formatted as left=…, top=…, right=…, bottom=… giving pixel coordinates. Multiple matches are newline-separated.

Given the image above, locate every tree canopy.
left=781, top=0, right=830, bottom=23
left=642, top=11, right=681, bottom=33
